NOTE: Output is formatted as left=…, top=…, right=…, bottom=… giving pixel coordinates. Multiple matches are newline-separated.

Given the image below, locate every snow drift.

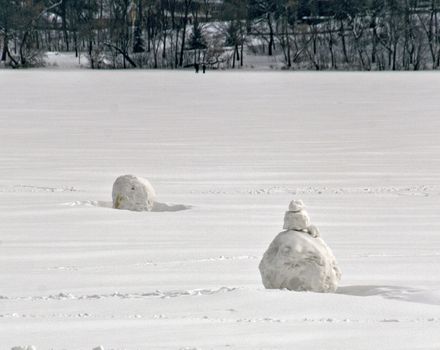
left=259, top=200, right=341, bottom=293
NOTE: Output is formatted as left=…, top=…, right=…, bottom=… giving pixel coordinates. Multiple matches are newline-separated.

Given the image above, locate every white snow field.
left=1, top=71, right=440, bottom=350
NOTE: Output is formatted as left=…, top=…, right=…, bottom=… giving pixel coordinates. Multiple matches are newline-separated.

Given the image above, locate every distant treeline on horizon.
left=1, top=0, right=440, bottom=70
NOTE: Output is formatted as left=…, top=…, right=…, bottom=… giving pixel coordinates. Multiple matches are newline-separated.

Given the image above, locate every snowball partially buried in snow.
left=259, top=230, right=341, bottom=292
left=112, top=175, right=156, bottom=211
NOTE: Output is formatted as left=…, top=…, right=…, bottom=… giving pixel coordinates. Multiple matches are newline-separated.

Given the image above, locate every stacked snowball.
left=112, top=175, right=156, bottom=211
left=259, top=200, right=341, bottom=293
left=283, top=199, right=320, bottom=237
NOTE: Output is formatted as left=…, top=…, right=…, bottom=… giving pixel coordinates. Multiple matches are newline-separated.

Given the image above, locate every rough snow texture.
left=260, top=201, right=341, bottom=292
left=112, top=175, right=156, bottom=211
left=259, top=230, right=341, bottom=292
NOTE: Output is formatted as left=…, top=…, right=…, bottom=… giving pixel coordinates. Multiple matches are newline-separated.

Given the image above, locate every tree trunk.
left=7, top=46, right=19, bottom=68
left=328, top=23, right=336, bottom=69
left=433, top=0, right=439, bottom=68
left=1, top=33, right=8, bottom=61
left=89, top=39, right=94, bottom=69
left=61, top=0, right=69, bottom=51
left=286, top=22, right=291, bottom=68
left=179, top=0, right=191, bottom=67
left=340, top=20, right=349, bottom=64
left=162, top=30, right=167, bottom=59
left=175, top=29, right=180, bottom=68
left=179, top=19, right=187, bottom=66
left=268, top=13, right=274, bottom=56
left=19, top=31, right=30, bottom=66
left=240, top=40, right=244, bottom=66
left=74, top=30, right=78, bottom=57
left=392, top=40, right=398, bottom=70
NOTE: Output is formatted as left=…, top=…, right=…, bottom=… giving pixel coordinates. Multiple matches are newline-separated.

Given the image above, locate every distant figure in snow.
left=112, top=175, right=156, bottom=211
left=194, top=63, right=200, bottom=73
left=202, top=64, right=206, bottom=73
left=259, top=200, right=341, bottom=293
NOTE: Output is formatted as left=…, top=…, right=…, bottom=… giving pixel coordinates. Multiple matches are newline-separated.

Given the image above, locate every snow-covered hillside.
left=1, top=71, right=440, bottom=349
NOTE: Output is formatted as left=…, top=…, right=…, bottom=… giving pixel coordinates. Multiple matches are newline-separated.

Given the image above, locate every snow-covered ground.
left=1, top=71, right=440, bottom=350
left=44, top=52, right=89, bottom=70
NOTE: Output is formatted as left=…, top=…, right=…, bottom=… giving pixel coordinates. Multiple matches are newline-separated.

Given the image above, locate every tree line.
left=1, top=0, right=440, bottom=70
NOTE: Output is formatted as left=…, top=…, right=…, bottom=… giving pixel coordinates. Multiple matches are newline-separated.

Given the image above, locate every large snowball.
left=259, top=230, right=341, bottom=292
left=112, top=175, right=156, bottom=211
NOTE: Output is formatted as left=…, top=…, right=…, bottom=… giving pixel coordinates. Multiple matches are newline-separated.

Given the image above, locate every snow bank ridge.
left=1, top=287, right=237, bottom=302
left=0, top=185, right=79, bottom=193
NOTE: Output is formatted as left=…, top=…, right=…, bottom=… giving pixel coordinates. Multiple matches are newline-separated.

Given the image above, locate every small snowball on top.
left=283, top=200, right=319, bottom=237
left=288, top=199, right=305, bottom=212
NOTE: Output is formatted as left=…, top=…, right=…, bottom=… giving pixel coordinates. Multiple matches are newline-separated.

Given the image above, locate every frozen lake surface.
left=1, top=71, right=440, bottom=349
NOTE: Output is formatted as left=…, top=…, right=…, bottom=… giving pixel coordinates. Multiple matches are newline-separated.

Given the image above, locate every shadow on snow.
left=337, top=285, right=440, bottom=306
left=63, top=200, right=191, bottom=212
